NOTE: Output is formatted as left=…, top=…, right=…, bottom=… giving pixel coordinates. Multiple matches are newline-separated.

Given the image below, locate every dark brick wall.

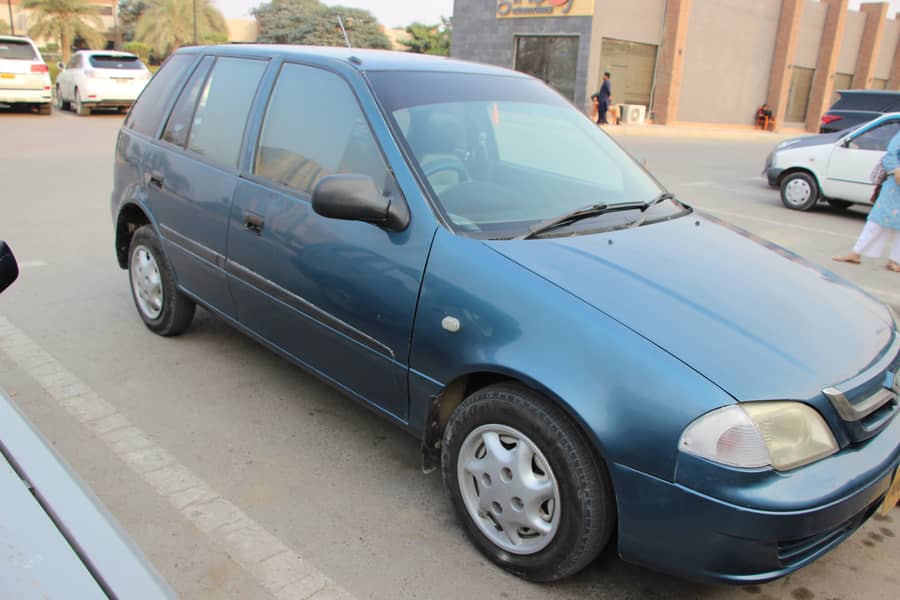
left=451, top=0, right=594, bottom=109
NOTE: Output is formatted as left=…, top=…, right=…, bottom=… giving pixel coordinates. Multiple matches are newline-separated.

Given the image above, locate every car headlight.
left=679, top=402, right=838, bottom=471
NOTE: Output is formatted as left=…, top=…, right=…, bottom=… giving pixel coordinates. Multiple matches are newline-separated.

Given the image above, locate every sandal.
left=832, top=254, right=861, bottom=264
left=887, top=261, right=900, bottom=272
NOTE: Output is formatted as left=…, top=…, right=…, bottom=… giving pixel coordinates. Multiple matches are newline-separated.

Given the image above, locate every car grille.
left=824, top=371, right=899, bottom=444
left=776, top=497, right=881, bottom=567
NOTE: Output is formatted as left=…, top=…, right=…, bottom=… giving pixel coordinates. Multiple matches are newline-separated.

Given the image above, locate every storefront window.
left=831, top=73, right=854, bottom=105
left=514, top=36, right=579, bottom=102
left=598, top=38, right=658, bottom=108
left=871, top=78, right=888, bottom=91
left=785, top=66, right=815, bottom=123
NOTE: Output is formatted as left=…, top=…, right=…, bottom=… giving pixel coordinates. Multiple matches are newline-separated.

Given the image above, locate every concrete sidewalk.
left=604, top=121, right=809, bottom=142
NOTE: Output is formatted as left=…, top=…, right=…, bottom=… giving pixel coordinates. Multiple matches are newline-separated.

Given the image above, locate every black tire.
left=780, top=171, right=819, bottom=211
left=442, top=383, right=615, bottom=582
left=74, top=89, right=91, bottom=116
left=127, top=225, right=195, bottom=336
left=827, top=198, right=853, bottom=210
left=55, top=85, right=70, bottom=111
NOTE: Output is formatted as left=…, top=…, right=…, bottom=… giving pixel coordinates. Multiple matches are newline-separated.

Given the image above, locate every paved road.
left=0, top=109, right=897, bottom=600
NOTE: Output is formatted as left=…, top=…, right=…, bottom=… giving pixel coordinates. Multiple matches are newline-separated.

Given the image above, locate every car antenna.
left=337, top=15, right=352, bottom=48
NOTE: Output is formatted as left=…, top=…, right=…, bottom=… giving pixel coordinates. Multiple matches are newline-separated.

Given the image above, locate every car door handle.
left=148, top=173, right=164, bottom=189
left=243, top=212, right=265, bottom=235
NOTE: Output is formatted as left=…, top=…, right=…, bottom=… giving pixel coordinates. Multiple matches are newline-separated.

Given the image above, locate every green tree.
left=134, top=0, right=227, bottom=59
left=25, top=0, right=105, bottom=62
left=253, top=0, right=390, bottom=49
left=118, top=0, right=149, bottom=43
left=402, top=17, right=451, bottom=56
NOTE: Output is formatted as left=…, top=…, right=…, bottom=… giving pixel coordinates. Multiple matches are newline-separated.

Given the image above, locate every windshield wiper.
left=517, top=201, right=647, bottom=240
left=629, top=192, right=677, bottom=229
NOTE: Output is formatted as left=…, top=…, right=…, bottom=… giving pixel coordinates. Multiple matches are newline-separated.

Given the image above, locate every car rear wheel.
left=442, top=383, right=615, bottom=582
left=128, top=225, right=195, bottom=336
left=74, top=89, right=91, bottom=117
left=780, top=171, right=819, bottom=211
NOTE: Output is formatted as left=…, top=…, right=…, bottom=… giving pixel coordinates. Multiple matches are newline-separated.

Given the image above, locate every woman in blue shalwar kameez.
left=834, top=129, right=900, bottom=272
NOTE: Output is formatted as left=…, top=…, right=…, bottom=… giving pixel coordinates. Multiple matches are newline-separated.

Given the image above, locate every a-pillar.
left=853, top=3, right=890, bottom=89
left=651, top=0, right=692, bottom=125
left=766, top=0, right=805, bottom=131
left=805, top=0, right=849, bottom=131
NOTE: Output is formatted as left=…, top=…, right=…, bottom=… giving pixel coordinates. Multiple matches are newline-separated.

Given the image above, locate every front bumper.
left=612, top=411, right=900, bottom=584
left=766, top=166, right=783, bottom=187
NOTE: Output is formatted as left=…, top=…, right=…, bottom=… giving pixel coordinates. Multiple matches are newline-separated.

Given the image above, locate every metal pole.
left=192, top=0, right=198, bottom=45
left=7, top=0, right=15, bottom=36
left=337, top=15, right=351, bottom=48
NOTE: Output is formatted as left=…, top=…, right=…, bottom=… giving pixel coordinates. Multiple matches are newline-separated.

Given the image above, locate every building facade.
left=4, top=0, right=119, bottom=48
left=452, top=0, right=900, bottom=131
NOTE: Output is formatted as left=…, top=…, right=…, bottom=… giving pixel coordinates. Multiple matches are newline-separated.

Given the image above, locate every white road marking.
left=0, top=315, right=354, bottom=600
left=16, top=260, right=48, bottom=269
left=692, top=206, right=858, bottom=240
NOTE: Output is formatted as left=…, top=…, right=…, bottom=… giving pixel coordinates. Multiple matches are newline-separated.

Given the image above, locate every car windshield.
left=89, top=55, right=145, bottom=70
left=0, top=40, right=37, bottom=60
left=369, top=71, right=673, bottom=238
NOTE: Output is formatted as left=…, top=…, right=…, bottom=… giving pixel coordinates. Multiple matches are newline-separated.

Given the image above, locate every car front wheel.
left=442, top=383, right=615, bottom=582
left=780, top=171, right=819, bottom=211
left=54, top=85, right=69, bottom=111
left=128, top=225, right=195, bottom=336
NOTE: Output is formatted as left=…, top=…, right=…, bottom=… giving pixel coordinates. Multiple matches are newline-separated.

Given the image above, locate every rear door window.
left=253, top=63, right=388, bottom=195
left=125, top=54, right=196, bottom=137
left=185, top=57, right=268, bottom=170
left=89, top=55, right=146, bottom=70
left=0, top=40, right=37, bottom=60
left=161, top=56, right=214, bottom=148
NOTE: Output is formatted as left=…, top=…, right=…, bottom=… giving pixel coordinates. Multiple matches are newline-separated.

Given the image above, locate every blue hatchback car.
left=111, top=46, right=900, bottom=584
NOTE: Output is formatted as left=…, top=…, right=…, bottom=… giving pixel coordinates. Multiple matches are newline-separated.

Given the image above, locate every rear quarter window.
left=125, top=54, right=196, bottom=137
left=89, top=55, right=146, bottom=70
left=0, top=40, right=38, bottom=60
left=831, top=92, right=900, bottom=112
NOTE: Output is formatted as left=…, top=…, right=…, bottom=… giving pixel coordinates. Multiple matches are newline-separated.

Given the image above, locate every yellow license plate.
left=0, top=73, right=15, bottom=79
left=880, top=464, right=900, bottom=516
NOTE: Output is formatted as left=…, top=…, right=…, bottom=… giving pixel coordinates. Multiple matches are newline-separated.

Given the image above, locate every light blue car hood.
left=486, top=214, right=895, bottom=401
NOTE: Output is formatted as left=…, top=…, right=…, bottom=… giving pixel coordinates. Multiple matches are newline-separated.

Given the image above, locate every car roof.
left=0, top=35, right=36, bottom=44
left=177, top=45, right=529, bottom=78
left=76, top=50, right=139, bottom=58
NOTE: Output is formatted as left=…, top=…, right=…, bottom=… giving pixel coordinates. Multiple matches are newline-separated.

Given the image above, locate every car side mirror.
left=0, top=241, right=19, bottom=295
left=312, top=174, right=410, bottom=232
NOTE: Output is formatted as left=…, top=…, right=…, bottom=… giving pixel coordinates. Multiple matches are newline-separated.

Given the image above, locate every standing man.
left=592, top=72, right=612, bottom=124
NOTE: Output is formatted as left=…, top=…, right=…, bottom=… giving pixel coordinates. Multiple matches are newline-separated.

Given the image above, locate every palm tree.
left=25, top=0, right=104, bottom=62
left=135, top=0, right=227, bottom=59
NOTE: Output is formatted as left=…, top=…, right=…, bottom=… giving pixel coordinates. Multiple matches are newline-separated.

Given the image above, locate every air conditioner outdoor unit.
left=621, top=104, right=647, bottom=125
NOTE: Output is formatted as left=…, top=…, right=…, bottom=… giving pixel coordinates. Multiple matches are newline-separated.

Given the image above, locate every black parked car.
left=820, top=90, right=900, bottom=133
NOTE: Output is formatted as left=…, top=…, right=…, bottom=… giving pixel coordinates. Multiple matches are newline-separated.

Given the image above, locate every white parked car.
left=765, top=112, right=900, bottom=210
left=55, top=50, right=151, bottom=116
left=0, top=35, right=52, bottom=115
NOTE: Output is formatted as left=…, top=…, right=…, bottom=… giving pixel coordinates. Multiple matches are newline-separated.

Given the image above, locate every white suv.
left=0, top=36, right=52, bottom=115
left=55, top=50, right=151, bottom=116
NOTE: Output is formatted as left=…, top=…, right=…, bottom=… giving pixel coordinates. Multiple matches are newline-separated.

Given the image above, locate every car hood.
left=486, top=214, right=895, bottom=401
left=777, top=130, right=846, bottom=150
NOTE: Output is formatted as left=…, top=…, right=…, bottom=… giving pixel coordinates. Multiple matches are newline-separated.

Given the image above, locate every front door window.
left=514, top=36, right=579, bottom=102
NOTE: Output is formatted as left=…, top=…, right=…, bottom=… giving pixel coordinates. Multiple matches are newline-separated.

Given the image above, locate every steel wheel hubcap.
left=131, top=245, right=163, bottom=319
left=457, top=424, right=561, bottom=555
left=785, top=179, right=812, bottom=205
